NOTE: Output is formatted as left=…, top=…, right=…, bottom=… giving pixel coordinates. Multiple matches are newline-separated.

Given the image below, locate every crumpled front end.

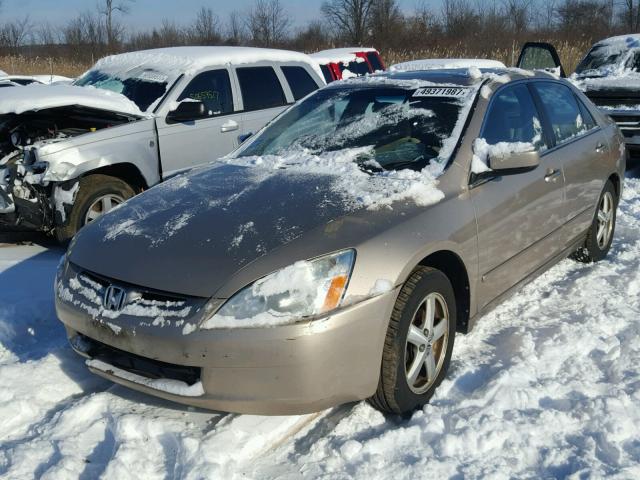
left=0, top=148, right=79, bottom=231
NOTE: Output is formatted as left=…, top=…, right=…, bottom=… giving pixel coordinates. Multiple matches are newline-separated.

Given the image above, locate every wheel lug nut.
left=419, top=344, right=426, bottom=352
left=423, top=328, right=429, bottom=335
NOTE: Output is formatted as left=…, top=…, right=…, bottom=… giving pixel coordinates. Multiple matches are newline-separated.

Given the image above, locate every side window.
left=367, top=52, right=384, bottom=71
left=237, top=66, right=286, bottom=111
left=576, top=96, right=597, bottom=131
left=482, top=84, right=547, bottom=150
left=320, top=65, right=334, bottom=83
left=177, top=69, right=233, bottom=117
left=281, top=66, right=319, bottom=100
left=533, top=82, right=590, bottom=144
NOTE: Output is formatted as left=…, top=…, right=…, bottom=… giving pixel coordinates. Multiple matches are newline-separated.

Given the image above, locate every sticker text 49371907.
left=413, top=87, right=471, bottom=98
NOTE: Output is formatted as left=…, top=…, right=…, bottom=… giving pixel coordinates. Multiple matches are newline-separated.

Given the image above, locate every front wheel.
left=572, top=180, right=618, bottom=263
left=54, top=174, right=135, bottom=243
left=368, top=266, right=456, bottom=415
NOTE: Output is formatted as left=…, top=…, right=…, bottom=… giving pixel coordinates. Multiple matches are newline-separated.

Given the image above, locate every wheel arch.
left=608, top=172, right=621, bottom=200
left=416, top=250, right=471, bottom=334
left=81, top=163, right=149, bottom=193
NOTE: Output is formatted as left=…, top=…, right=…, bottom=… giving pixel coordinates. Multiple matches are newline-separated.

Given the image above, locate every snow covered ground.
left=1, top=173, right=640, bottom=479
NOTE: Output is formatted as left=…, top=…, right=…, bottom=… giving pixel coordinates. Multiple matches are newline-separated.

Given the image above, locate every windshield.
left=238, top=84, right=473, bottom=171
left=575, top=42, right=640, bottom=76
left=74, top=68, right=169, bottom=112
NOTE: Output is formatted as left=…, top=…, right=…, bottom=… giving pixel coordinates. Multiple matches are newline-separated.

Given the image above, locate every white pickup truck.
left=0, top=47, right=325, bottom=241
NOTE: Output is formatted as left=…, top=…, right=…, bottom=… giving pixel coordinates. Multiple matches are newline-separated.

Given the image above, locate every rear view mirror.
left=489, top=148, right=540, bottom=171
left=167, top=101, right=206, bottom=123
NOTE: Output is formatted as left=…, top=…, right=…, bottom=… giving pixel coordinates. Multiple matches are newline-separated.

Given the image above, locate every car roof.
left=310, top=47, right=378, bottom=64
left=89, top=46, right=324, bottom=83
left=391, top=58, right=506, bottom=72
left=593, top=33, right=640, bottom=49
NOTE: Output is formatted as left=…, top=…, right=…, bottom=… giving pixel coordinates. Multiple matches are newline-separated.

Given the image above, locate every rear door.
left=156, top=68, right=241, bottom=176
left=530, top=80, right=610, bottom=241
left=517, top=42, right=566, bottom=77
left=471, top=82, right=566, bottom=308
left=236, top=65, right=291, bottom=139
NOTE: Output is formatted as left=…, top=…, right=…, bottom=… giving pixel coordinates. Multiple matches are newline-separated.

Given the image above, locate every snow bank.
left=3, top=176, right=640, bottom=477
left=0, top=84, right=144, bottom=117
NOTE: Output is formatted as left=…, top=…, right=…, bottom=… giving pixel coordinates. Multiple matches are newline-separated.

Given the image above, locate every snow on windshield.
left=233, top=81, right=478, bottom=210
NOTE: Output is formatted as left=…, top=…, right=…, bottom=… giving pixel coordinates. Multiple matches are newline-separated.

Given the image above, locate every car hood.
left=0, top=84, right=144, bottom=117
left=69, top=163, right=362, bottom=298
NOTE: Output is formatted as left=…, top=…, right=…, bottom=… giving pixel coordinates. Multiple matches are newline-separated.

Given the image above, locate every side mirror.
left=489, top=148, right=540, bottom=171
left=238, top=132, right=253, bottom=144
left=167, top=100, right=206, bottom=123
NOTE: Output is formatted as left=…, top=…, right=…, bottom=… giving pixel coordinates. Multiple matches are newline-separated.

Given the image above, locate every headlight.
left=202, top=249, right=355, bottom=329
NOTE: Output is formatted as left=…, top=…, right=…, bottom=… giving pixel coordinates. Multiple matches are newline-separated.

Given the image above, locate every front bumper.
left=56, top=263, right=397, bottom=415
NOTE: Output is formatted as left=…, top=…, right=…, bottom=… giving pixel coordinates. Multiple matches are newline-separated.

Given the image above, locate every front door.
left=517, top=42, right=566, bottom=78
left=157, top=68, right=240, bottom=177
left=471, top=83, right=566, bottom=309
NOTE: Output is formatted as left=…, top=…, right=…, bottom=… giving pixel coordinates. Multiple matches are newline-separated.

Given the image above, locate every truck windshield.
left=74, top=69, right=169, bottom=112
left=237, top=84, right=473, bottom=171
left=575, top=43, right=639, bottom=75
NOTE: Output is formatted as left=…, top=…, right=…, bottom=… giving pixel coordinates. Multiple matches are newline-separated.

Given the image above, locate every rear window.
left=281, top=66, right=319, bottom=100
left=341, top=61, right=370, bottom=77
left=237, top=67, right=286, bottom=111
left=533, top=82, right=591, bottom=144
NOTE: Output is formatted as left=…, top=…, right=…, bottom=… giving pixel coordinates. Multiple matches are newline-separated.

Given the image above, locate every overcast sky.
left=2, top=0, right=441, bottom=30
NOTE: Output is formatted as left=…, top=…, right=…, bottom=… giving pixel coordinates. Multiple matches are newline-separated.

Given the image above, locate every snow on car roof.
left=310, top=47, right=378, bottom=64
left=0, top=84, right=144, bottom=117
left=390, top=58, right=507, bottom=72
left=88, top=46, right=324, bottom=83
left=592, top=33, right=640, bottom=48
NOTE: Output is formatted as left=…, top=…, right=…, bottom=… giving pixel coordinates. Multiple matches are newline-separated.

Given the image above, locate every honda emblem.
left=103, top=285, right=127, bottom=312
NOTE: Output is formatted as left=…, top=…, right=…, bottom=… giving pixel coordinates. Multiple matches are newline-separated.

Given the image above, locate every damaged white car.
left=0, top=47, right=324, bottom=241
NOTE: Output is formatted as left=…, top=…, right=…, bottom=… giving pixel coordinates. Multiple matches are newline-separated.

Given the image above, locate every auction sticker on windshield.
left=413, top=87, right=471, bottom=98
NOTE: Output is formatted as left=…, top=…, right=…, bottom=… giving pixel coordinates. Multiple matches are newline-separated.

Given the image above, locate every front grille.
left=606, top=114, right=640, bottom=138
left=79, top=333, right=201, bottom=385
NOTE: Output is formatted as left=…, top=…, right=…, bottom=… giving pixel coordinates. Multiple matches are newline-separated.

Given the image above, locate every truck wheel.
left=571, top=180, right=618, bottom=263
left=55, top=175, right=135, bottom=243
left=368, top=266, right=456, bottom=415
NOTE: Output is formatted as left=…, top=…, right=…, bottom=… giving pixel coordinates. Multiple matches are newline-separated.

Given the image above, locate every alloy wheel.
left=404, top=292, right=450, bottom=394
left=84, top=194, right=124, bottom=225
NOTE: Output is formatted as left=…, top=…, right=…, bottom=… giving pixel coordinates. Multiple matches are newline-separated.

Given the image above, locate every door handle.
left=544, top=168, right=561, bottom=183
left=221, top=120, right=239, bottom=133
left=595, top=142, right=607, bottom=153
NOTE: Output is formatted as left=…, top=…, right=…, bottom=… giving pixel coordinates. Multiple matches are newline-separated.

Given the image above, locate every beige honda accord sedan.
left=55, top=68, right=625, bottom=415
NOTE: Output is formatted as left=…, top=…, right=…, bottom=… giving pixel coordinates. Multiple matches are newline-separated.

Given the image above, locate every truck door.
left=517, top=42, right=566, bottom=77
left=156, top=68, right=241, bottom=177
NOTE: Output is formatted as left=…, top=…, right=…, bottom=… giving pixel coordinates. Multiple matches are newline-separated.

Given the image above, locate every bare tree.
left=98, top=0, right=135, bottom=48
left=622, top=0, right=640, bottom=31
left=226, top=10, right=246, bottom=45
left=370, top=0, right=403, bottom=47
left=189, top=6, right=220, bottom=44
left=246, top=0, right=290, bottom=47
left=1, top=16, right=31, bottom=54
left=37, top=22, right=59, bottom=45
left=321, top=0, right=374, bottom=44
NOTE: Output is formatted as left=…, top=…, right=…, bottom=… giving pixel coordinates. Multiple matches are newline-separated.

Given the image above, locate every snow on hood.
left=0, top=84, right=144, bottom=117
left=68, top=163, right=367, bottom=297
left=391, top=58, right=506, bottom=72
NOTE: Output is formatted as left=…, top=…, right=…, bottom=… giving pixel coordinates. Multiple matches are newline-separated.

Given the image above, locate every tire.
left=368, top=266, right=456, bottom=415
left=54, top=174, right=135, bottom=243
left=572, top=180, right=618, bottom=263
